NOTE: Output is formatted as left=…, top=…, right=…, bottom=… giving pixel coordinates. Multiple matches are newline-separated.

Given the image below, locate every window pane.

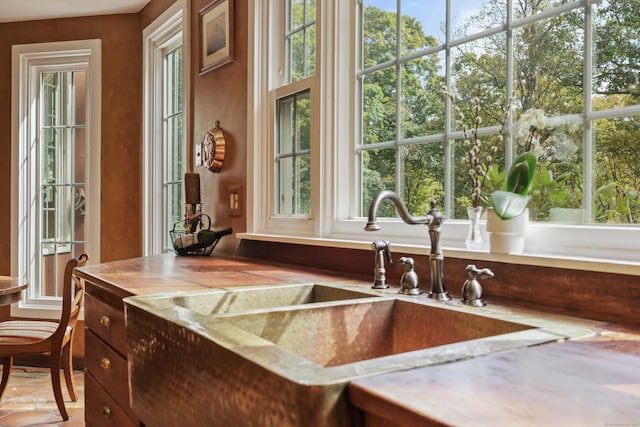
left=400, top=2, right=442, bottom=55
left=513, top=11, right=584, bottom=116
left=401, top=54, right=445, bottom=139
left=276, top=90, right=311, bottom=215
left=451, top=36, right=507, bottom=129
left=592, top=0, right=640, bottom=111
left=362, top=2, right=397, bottom=67
left=360, top=147, right=396, bottom=217
left=401, top=143, right=445, bottom=215
left=362, top=69, right=397, bottom=144
left=513, top=0, right=577, bottom=20
left=290, top=31, right=305, bottom=81
left=286, top=0, right=315, bottom=83
left=530, top=122, right=583, bottom=221
left=277, top=157, right=294, bottom=214
left=593, top=115, right=640, bottom=224
left=290, top=0, right=304, bottom=29
left=296, top=92, right=311, bottom=151
left=401, top=0, right=445, bottom=45
left=452, top=0, right=505, bottom=39
left=296, top=154, right=311, bottom=213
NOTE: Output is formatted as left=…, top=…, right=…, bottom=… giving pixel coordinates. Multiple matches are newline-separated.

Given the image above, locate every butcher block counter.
left=77, top=253, right=640, bottom=427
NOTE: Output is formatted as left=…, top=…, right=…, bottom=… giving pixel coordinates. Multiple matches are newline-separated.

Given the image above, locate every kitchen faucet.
left=365, top=190, right=450, bottom=301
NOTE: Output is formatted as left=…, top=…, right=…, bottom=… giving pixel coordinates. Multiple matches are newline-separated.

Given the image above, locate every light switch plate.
left=228, top=185, right=241, bottom=217
left=195, top=143, right=202, bottom=167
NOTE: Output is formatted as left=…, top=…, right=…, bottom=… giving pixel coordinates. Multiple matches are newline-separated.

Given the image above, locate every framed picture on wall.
left=199, top=0, right=234, bottom=75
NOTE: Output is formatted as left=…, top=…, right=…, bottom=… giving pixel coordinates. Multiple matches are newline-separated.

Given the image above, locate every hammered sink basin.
left=215, top=298, right=533, bottom=367
left=125, top=287, right=593, bottom=427
left=145, top=282, right=380, bottom=315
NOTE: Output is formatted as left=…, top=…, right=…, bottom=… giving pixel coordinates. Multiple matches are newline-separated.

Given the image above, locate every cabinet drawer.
left=85, top=371, right=138, bottom=427
left=85, top=292, right=127, bottom=356
left=85, top=330, right=132, bottom=416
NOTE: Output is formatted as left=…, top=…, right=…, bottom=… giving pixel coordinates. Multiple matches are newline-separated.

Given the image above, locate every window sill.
left=237, top=232, right=640, bottom=277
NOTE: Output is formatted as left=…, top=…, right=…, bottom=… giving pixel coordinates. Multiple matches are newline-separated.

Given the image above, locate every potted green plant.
left=486, top=108, right=546, bottom=253
left=486, top=150, right=537, bottom=253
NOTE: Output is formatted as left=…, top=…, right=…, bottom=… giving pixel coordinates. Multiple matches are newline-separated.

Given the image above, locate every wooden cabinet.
left=84, top=286, right=141, bottom=426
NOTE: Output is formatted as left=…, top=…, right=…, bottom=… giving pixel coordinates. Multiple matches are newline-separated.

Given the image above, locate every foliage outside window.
left=357, top=0, right=640, bottom=224
left=285, top=0, right=316, bottom=83
left=249, top=0, right=640, bottom=262
left=276, top=90, right=311, bottom=215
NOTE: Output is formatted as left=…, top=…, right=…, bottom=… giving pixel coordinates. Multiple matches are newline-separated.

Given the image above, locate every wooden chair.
left=0, top=253, right=89, bottom=421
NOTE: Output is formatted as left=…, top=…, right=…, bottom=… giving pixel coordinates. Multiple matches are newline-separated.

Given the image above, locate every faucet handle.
left=466, top=264, right=494, bottom=280
left=399, top=257, right=421, bottom=295
left=461, top=264, right=493, bottom=307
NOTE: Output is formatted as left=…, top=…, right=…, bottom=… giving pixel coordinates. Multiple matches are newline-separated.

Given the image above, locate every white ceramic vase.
left=486, top=207, right=528, bottom=254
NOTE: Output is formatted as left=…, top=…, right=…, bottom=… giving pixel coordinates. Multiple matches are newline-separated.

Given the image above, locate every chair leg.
left=0, top=356, right=13, bottom=400
left=50, top=348, right=69, bottom=421
left=62, top=340, right=77, bottom=401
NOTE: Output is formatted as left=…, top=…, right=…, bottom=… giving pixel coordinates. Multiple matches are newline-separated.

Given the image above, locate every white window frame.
left=11, top=39, right=102, bottom=318
left=246, top=0, right=640, bottom=273
left=142, top=0, right=190, bottom=256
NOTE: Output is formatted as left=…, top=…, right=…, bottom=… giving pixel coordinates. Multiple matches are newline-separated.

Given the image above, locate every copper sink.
left=129, top=282, right=380, bottom=316
left=124, top=287, right=594, bottom=427
left=214, top=298, right=531, bottom=367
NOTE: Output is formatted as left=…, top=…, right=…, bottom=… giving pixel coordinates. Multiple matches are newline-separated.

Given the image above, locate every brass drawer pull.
left=100, top=357, right=112, bottom=370
left=102, top=405, right=112, bottom=418
left=100, top=315, right=111, bottom=328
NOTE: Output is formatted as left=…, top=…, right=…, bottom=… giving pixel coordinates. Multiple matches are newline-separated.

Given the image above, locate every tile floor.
left=0, top=366, right=84, bottom=426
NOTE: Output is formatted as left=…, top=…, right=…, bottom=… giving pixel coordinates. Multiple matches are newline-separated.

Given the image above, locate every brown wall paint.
left=0, top=0, right=249, bottom=275
left=191, top=0, right=248, bottom=255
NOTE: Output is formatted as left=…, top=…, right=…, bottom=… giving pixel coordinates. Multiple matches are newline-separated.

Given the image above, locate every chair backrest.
left=56, top=253, right=89, bottom=339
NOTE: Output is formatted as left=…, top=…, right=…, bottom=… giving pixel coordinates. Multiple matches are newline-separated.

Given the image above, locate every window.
left=248, top=0, right=640, bottom=263
left=276, top=89, right=311, bottom=215
left=248, top=0, right=320, bottom=236
left=11, top=40, right=101, bottom=318
left=143, top=0, right=188, bottom=255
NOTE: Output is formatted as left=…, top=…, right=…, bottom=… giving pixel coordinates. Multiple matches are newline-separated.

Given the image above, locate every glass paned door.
left=39, top=70, right=87, bottom=298
left=162, top=45, right=184, bottom=252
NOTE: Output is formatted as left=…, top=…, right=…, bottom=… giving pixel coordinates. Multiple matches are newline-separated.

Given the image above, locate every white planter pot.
left=486, top=208, right=528, bottom=254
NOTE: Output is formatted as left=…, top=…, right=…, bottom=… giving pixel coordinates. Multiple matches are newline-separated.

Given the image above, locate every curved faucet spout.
left=364, top=190, right=450, bottom=301
left=365, top=190, right=434, bottom=231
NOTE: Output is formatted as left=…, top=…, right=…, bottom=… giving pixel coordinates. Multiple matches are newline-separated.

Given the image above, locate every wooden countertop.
left=77, top=254, right=640, bottom=426
left=75, top=253, right=352, bottom=301
left=349, top=325, right=640, bottom=426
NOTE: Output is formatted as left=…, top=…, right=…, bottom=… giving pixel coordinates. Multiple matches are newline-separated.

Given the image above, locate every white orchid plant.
left=491, top=108, right=548, bottom=219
